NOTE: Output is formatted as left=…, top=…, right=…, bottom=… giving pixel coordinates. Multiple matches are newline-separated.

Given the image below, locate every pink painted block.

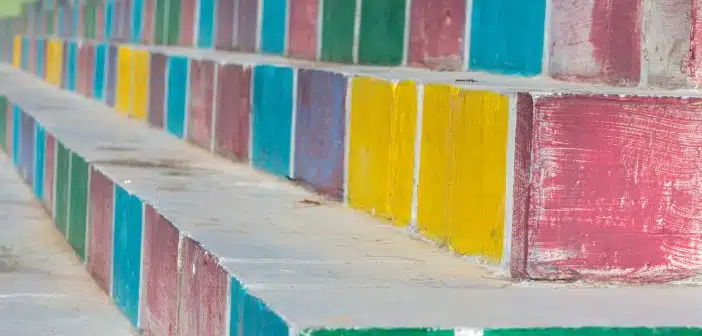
left=43, top=133, right=55, bottom=214
left=236, top=0, right=259, bottom=52
left=140, top=205, right=180, bottom=336
left=76, top=44, right=89, bottom=96
left=180, top=0, right=196, bottom=46
left=187, top=59, right=216, bottom=149
left=408, top=0, right=466, bottom=70
left=86, top=44, right=95, bottom=98
left=214, top=63, right=251, bottom=161
left=87, top=167, right=114, bottom=293
left=215, top=0, right=236, bottom=50
left=96, top=3, right=104, bottom=40
left=509, top=93, right=533, bottom=279
left=549, top=0, right=642, bottom=86
left=29, top=38, right=36, bottom=75
left=177, top=237, right=228, bottom=336
left=527, top=95, right=702, bottom=283
left=288, top=0, right=318, bottom=60
left=142, top=0, right=155, bottom=44
left=148, top=52, right=167, bottom=128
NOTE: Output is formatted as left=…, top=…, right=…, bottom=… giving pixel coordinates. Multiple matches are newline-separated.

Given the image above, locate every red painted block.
left=180, top=0, right=196, bottom=46
left=177, top=237, right=228, bottom=336
left=236, top=0, right=259, bottom=52
left=288, top=0, right=318, bottom=60
left=188, top=59, right=216, bottom=149
left=215, top=0, right=236, bottom=50
left=148, top=52, right=167, bottom=128
left=408, top=0, right=466, bottom=70
left=76, top=43, right=89, bottom=96
left=96, top=2, right=105, bottom=40
left=143, top=0, right=155, bottom=44
left=85, top=44, right=95, bottom=98
left=214, top=63, right=250, bottom=161
left=527, top=95, right=702, bottom=283
left=141, top=205, right=180, bottom=336
left=43, top=132, right=55, bottom=214
left=549, top=0, right=642, bottom=86
left=87, top=167, right=114, bottom=293
left=28, top=37, right=36, bottom=75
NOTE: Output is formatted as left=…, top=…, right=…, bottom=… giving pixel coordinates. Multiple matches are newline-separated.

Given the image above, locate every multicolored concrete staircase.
left=0, top=0, right=702, bottom=335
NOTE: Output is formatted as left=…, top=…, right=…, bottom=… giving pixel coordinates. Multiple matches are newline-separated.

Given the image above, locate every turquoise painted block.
left=66, top=42, right=77, bottom=91
left=131, top=0, right=144, bottom=42
left=252, top=65, right=293, bottom=178
left=94, top=44, right=107, bottom=100
left=469, top=0, right=546, bottom=76
left=21, top=37, right=28, bottom=71
left=34, top=123, right=45, bottom=200
left=72, top=5, right=80, bottom=37
left=166, top=56, right=189, bottom=138
left=197, top=0, right=215, bottom=48
left=112, top=185, right=143, bottom=327
left=36, top=38, right=44, bottom=78
left=105, top=0, right=114, bottom=40
left=230, top=278, right=289, bottom=336
left=12, top=106, right=20, bottom=167
left=260, top=0, right=287, bottom=55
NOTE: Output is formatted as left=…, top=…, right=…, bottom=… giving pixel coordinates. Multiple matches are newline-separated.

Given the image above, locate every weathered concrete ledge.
left=2, top=65, right=702, bottom=335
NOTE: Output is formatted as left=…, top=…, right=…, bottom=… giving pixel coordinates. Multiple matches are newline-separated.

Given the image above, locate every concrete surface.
left=2, top=65, right=702, bottom=334
left=0, top=140, right=133, bottom=335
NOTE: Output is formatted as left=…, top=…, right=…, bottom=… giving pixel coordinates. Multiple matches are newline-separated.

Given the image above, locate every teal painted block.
left=469, top=0, right=546, bottom=75
left=66, top=42, right=77, bottom=91
left=357, top=0, right=406, bottom=66
left=21, top=36, right=29, bottom=70
left=112, top=185, right=143, bottom=327
left=94, top=43, right=107, bottom=100
left=36, top=38, right=44, bottom=78
left=33, top=123, right=45, bottom=200
left=12, top=105, right=20, bottom=167
left=131, top=0, right=144, bottom=42
left=105, top=0, right=114, bottom=39
left=260, top=0, right=287, bottom=55
left=166, top=56, right=189, bottom=138
left=230, top=279, right=289, bottom=336
left=196, top=0, right=215, bottom=48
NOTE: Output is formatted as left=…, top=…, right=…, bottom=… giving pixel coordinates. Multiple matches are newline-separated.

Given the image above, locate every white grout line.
left=409, top=83, right=424, bottom=230
left=248, top=65, right=254, bottom=163
left=541, top=0, right=552, bottom=76
left=84, top=163, right=91, bottom=266
left=255, top=0, right=263, bottom=52
left=136, top=201, right=145, bottom=328
left=231, top=0, right=240, bottom=48
left=401, top=0, right=412, bottom=66
left=210, top=62, right=219, bottom=152
left=288, top=68, right=298, bottom=178
left=463, top=0, right=473, bottom=71
left=65, top=148, right=72, bottom=240
left=109, top=180, right=116, bottom=298
left=163, top=55, right=170, bottom=130
left=342, top=75, right=352, bottom=205
left=500, top=93, right=518, bottom=271
left=639, top=0, right=651, bottom=88
left=182, top=58, right=191, bottom=139
left=315, top=0, right=324, bottom=60
left=283, top=0, right=290, bottom=55
left=225, top=275, right=232, bottom=336
left=194, top=0, right=202, bottom=48
left=352, top=0, right=362, bottom=64
left=455, top=328, right=484, bottom=336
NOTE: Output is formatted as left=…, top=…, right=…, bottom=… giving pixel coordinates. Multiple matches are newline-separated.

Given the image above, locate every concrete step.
left=0, top=135, right=133, bottom=335
left=1, top=63, right=702, bottom=335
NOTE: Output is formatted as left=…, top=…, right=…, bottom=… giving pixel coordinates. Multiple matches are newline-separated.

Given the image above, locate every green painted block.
left=0, top=96, right=6, bottom=152
left=83, top=4, right=96, bottom=40
left=67, top=152, right=88, bottom=260
left=154, top=0, right=167, bottom=44
left=485, top=328, right=702, bottom=336
left=301, top=329, right=452, bottom=336
left=45, top=10, right=54, bottom=36
left=320, top=0, right=355, bottom=63
left=54, top=142, right=70, bottom=235
left=165, top=0, right=181, bottom=46
left=357, top=0, right=406, bottom=66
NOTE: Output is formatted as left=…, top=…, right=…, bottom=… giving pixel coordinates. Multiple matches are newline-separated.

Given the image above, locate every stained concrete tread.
left=2, top=65, right=702, bottom=330
left=0, top=151, right=133, bottom=334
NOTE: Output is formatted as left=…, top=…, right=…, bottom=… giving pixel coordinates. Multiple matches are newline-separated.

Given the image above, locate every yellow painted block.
left=417, top=85, right=509, bottom=261
left=131, top=49, right=150, bottom=121
left=348, top=77, right=417, bottom=226
left=46, top=40, right=63, bottom=87
left=115, top=46, right=134, bottom=115
left=12, top=35, right=21, bottom=68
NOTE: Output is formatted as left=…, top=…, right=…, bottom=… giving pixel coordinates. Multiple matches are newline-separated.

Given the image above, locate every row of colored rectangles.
left=11, top=34, right=516, bottom=263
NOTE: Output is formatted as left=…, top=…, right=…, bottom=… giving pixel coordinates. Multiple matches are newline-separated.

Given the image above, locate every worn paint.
left=640, top=0, right=689, bottom=88
left=469, top=0, right=546, bottom=75
left=94, top=43, right=107, bottom=100
left=178, top=238, right=228, bottom=336
left=232, top=281, right=289, bottom=335
left=165, top=0, right=182, bottom=45
left=112, top=185, right=143, bottom=327
left=358, top=0, right=406, bottom=65
left=348, top=77, right=416, bottom=226
left=188, top=59, right=216, bottom=149
left=116, top=46, right=133, bottom=115
left=320, top=0, right=355, bottom=63
left=142, top=0, right=154, bottom=43
left=236, top=0, right=259, bottom=52
left=97, top=2, right=105, bottom=40
left=54, top=141, right=70, bottom=234
left=87, top=167, right=114, bottom=294
left=131, top=0, right=144, bottom=42
left=76, top=43, right=89, bottom=96
left=288, top=0, right=318, bottom=59
left=303, top=329, right=451, bottom=336
left=214, top=63, right=251, bottom=161
left=252, top=65, right=294, bottom=178
left=148, top=52, right=167, bottom=128
left=106, top=44, right=118, bottom=106
left=166, top=55, right=189, bottom=138
left=484, top=328, right=702, bottom=336
left=687, top=0, right=702, bottom=85
left=294, top=69, right=346, bottom=199
left=260, top=0, right=287, bottom=55
left=33, top=122, right=45, bottom=203
left=408, top=0, right=466, bottom=70
left=214, top=0, right=235, bottom=50
left=131, top=49, right=150, bottom=121
left=140, top=205, right=179, bottom=336
left=43, top=133, right=55, bottom=214
left=528, top=95, right=702, bottom=282
left=68, top=152, right=88, bottom=261
left=179, top=0, right=196, bottom=46
left=549, top=0, right=642, bottom=85
left=153, top=0, right=167, bottom=44
left=196, top=0, right=215, bottom=48
left=417, top=85, right=509, bottom=261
